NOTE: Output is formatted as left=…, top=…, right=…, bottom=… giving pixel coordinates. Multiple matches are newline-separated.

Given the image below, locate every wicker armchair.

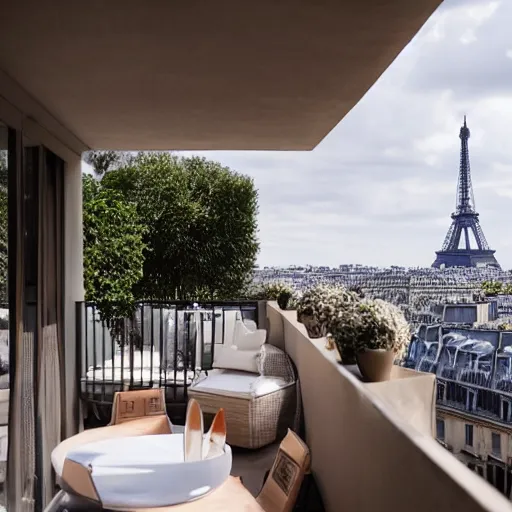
left=189, top=344, right=298, bottom=449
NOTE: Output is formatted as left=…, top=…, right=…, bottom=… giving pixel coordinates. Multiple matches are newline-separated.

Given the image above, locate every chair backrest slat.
left=110, top=388, right=167, bottom=425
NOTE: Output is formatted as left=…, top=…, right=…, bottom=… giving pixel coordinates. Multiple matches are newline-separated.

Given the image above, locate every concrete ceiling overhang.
left=0, top=0, right=442, bottom=151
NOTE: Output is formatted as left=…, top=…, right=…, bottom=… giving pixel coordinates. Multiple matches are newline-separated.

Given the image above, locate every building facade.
left=437, top=409, right=512, bottom=497
left=406, top=314, right=512, bottom=498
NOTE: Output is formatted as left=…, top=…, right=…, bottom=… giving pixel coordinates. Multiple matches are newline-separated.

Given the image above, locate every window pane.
left=501, top=400, right=510, bottom=422
left=436, top=419, right=445, bottom=440
left=492, top=432, right=501, bottom=457
left=465, top=424, right=473, bottom=447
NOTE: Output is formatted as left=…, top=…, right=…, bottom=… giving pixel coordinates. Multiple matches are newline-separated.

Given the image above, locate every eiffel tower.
left=432, top=117, right=500, bottom=269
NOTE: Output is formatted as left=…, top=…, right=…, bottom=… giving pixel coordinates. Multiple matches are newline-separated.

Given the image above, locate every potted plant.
left=329, top=298, right=410, bottom=381
left=244, top=281, right=295, bottom=310
left=285, top=291, right=300, bottom=311
left=296, top=285, right=359, bottom=339
left=275, top=287, right=295, bottom=310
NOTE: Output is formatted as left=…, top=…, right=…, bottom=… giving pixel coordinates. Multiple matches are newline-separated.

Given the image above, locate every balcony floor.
left=231, top=442, right=279, bottom=496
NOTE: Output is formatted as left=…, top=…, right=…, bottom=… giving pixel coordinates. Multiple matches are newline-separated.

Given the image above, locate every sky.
left=85, top=0, right=512, bottom=270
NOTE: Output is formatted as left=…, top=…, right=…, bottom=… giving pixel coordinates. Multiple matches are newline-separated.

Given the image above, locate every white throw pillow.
left=232, top=321, right=267, bottom=351
left=212, top=345, right=260, bottom=374
left=212, top=322, right=266, bottom=373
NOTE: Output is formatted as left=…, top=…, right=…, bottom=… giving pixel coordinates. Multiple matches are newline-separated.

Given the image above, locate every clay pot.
left=356, top=349, right=394, bottom=382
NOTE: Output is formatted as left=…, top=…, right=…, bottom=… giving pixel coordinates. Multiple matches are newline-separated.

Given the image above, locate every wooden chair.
left=109, top=388, right=169, bottom=426
left=256, top=429, right=311, bottom=512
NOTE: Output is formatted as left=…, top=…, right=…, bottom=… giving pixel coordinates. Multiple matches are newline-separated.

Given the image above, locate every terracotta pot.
left=356, top=349, right=394, bottom=382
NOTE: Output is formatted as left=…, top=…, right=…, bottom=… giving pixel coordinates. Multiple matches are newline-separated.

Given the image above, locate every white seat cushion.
left=60, top=434, right=231, bottom=508
left=190, top=369, right=290, bottom=399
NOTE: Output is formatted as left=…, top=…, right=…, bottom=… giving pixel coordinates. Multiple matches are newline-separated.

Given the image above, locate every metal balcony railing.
left=76, top=300, right=261, bottom=423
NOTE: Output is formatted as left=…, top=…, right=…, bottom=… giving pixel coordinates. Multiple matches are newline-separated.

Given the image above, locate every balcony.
left=75, top=301, right=512, bottom=511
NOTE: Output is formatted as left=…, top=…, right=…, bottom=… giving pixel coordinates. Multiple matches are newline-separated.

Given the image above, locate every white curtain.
left=37, top=325, right=61, bottom=507
left=7, top=146, right=64, bottom=511
left=6, top=140, right=37, bottom=511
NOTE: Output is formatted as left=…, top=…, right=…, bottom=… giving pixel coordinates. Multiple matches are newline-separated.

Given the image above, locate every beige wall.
left=267, top=302, right=512, bottom=512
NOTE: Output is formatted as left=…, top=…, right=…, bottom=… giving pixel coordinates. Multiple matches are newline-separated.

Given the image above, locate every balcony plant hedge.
left=296, top=284, right=360, bottom=339
left=245, top=282, right=297, bottom=310
left=329, top=298, right=410, bottom=369
left=296, top=284, right=410, bottom=374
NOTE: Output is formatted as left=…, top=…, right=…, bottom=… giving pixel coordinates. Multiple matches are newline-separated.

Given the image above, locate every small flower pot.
left=356, top=349, right=394, bottom=382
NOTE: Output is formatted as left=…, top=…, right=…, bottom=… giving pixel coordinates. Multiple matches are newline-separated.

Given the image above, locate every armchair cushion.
left=190, top=369, right=289, bottom=399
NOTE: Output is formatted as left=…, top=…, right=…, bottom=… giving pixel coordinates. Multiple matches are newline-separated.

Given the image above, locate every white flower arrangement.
left=297, top=284, right=410, bottom=364
left=296, top=284, right=360, bottom=339
left=329, top=298, right=410, bottom=363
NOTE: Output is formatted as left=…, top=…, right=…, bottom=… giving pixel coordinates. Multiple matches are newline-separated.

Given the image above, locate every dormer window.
left=500, top=398, right=511, bottom=423
left=437, top=381, right=446, bottom=401
left=465, top=387, right=477, bottom=412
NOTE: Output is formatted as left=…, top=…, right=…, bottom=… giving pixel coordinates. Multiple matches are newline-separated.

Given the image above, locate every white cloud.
left=179, top=0, right=512, bottom=270
left=423, top=13, right=449, bottom=43
left=468, top=1, right=500, bottom=22
left=460, top=30, right=477, bottom=44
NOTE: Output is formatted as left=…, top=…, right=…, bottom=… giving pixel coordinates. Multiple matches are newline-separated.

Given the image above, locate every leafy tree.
left=0, top=151, right=7, bottom=186
left=481, top=280, right=504, bottom=297
left=102, top=152, right=259, bottom=300
left=83, top=150, right=133, bottom=178
left=82, top=175, right=146, bottom=325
